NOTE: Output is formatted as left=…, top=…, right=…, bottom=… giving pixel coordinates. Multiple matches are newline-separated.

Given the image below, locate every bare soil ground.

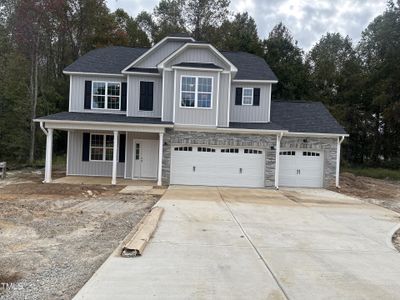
left=334, top=172, right=400, bottom=252
left=0, top=170, right=159, bottom=300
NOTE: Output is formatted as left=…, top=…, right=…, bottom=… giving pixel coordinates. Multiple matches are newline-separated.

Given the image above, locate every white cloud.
left=106, top=0, right=387, bottom=49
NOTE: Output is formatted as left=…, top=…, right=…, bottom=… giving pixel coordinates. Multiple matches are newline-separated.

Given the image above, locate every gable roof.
left=64, top=46, right=148, bottom=74
left=222, top=51, right=277, bottom=81
left=63, top=45, right=278, bottom=80
left=270, top=101, right=347, bottom=134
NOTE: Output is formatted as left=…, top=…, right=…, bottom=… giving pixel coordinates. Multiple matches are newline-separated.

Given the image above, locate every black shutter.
left=121, top=82, right=127, bottom=111
left=253, top=88, right=260, bottom=106
left=119, top=134, right=126, bottom=163
left=235, top=87, right=242, bottom=105
left=84, top=81, right=92, bottom=109
left=82, top=132, right=90, bottom=161
left=139, top=81, right=154, bottom=111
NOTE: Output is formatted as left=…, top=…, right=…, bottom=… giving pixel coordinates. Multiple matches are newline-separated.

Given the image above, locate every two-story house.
left=35, top=33, right=348, bottom=188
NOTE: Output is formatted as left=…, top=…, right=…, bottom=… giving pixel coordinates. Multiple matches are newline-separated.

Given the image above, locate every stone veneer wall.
left=162, top=129, right=338, bottom=188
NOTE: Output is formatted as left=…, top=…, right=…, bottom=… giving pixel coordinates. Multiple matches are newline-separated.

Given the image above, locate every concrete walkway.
left=74, top=186, right=400, bottom=300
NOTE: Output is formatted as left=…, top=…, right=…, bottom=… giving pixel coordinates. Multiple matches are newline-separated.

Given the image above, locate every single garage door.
left=279, top=150, right=324, bottom=187
left=170, top=146, right=265, bottom=187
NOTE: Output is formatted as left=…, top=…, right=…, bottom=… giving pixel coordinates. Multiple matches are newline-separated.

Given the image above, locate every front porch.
left=53, top=176, right=156, bottom=186
left=34, top=112, right=173, bottom=186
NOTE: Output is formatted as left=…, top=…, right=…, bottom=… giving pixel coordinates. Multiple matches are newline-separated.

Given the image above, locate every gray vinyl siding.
left=162, top=70, right=174, bottom=121
left=166, top=47, right=230, bottom=69
left=136, top=41, right=185, bottom=68
left=230, top=83, right=271, bottom=122
left=69, top=75, right=127, bottom=114
left=127, top=75, right=161, bottom=117
left=218, top=73, right=230, bottom=127
left=67, top=130, right=124, bottom=177
left=174, top=69, right=218, bottom=126
left=124, top=132, right=159, bottom=178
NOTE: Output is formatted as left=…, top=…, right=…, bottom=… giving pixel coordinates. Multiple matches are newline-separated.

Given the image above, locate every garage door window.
left=174, top=146, right=193, bottom=152
left=198, top=147, right=216, bottom=152
left=221, top=148, right=239, bottom=153
left=280, top=151, right=295, bottom=156
left=244, top=149, right=263, bottom=154
left=303, top=151, right=320, bottom=157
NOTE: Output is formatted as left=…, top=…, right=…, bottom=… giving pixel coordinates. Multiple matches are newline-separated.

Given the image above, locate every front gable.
left=158, top=43, right=237, bottom=73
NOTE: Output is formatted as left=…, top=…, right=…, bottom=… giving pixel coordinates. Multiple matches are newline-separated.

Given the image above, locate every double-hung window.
left=181, top=76, right=212, bottom=108
left=242, top=88, right=253, bottom=105
left=92, top=82, right=121, bottom=110
left=90, top=134, right=114, bottom=161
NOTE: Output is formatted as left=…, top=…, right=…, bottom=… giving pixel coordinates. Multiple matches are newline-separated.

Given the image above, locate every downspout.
left=274, top=132, right=284, bottom=189
left=336, top=136, right=345, bottom=188
left=40, top=121, right=48, bottom=136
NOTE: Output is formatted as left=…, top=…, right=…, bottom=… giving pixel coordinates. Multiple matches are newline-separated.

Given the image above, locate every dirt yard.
left=0, top=170, right=159, bottom=300
left=335, top=172, right=400, bottom=252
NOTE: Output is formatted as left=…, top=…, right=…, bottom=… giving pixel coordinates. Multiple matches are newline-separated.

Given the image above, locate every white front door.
left=133, top=140, right=159, bottom=179
left=170, top=146, right=265, bottom=187
left=279, top=150, right=324, bottom=187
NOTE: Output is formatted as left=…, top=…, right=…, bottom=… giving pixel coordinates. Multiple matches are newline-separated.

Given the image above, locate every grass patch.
left=342, top=166, right=400, bottom=181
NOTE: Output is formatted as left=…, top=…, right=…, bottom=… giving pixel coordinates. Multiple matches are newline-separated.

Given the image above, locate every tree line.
left=0, top=0, right=399, bottom=169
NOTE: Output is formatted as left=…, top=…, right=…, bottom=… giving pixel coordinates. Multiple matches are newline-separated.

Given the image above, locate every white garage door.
left=279, top=150, right=324, bottom=187
left=170, top=146, right=265, bottom=187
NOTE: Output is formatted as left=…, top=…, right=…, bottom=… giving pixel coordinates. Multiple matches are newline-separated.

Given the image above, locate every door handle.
left=239, top=168, right=242, bottom=174
left=193, top=166, right=196, bottom=172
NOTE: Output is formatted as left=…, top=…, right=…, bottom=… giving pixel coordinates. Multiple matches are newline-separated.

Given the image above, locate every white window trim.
left=89, top=133, right=115, bottom=162
left=179, top=75, right=213, bottom=109
left=91, top=81, right=121, bottom=111
left=242, top=87, right=254, bottom=105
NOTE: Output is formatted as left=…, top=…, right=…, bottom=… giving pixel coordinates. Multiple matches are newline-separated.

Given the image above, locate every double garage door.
left=170, top=146, right=265, bottom=187
left=170, top=145, right=324, bottom=188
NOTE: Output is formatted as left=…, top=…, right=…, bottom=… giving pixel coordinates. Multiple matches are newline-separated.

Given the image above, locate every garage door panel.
left=170, top=146, right=265, bottom=187
left=279, top=150, right=323, bottom=188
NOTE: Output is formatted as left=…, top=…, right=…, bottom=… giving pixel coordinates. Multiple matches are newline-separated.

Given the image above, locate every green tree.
left=112, top=9, right=150, bottom=47
left=263, top=23, right=310, bottom=100
left=215, top=12, right=263, bottom=55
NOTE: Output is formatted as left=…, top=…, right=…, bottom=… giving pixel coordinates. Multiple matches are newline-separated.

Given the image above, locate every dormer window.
left=242, top=88, right=253, bottom=105
left=92, top=81, right=121, bottom=110
left=180, top=76, right=212, bottom=108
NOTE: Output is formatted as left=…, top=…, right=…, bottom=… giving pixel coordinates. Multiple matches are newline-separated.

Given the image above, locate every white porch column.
left=336, top=136, right=345, bottom=188
left=157, top=132, right=164, bottom=186
left=274, top=133, right=283, bottom=189
left=44, top=128, right=53, bottom=183
left=112, top=130, right=118, bottom=185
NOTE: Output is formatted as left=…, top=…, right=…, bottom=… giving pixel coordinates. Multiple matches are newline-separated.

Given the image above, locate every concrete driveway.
left=74, top=187, right=400, bottom=300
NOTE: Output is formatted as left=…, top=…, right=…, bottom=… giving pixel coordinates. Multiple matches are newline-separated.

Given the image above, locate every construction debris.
left=121, top=206, right=164, bottom=257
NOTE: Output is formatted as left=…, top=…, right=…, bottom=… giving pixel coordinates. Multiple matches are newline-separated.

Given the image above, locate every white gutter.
left=63, top=71, right=124, bottom=77
left=285, top=132, right=349, bottom=138
left=40, top=121, right=48, bottom=136
left=336, top=135, right=346, bottom=188
left=33, top=119, right=174, bottom=128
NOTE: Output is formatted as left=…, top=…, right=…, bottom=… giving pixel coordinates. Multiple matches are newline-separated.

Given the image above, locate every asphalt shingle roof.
left=126, top=67, right=159, bottom=73
left=270, top=101, right=347, bottom=134
left=63, top=46, right=278, bottom=80
left=36, top=112, right=172, bottom=125
left=173, top=62, right=223, bottom=69
left=64, top=46, right=148, bottom=74
left=221, top=51, right=278, bottom=81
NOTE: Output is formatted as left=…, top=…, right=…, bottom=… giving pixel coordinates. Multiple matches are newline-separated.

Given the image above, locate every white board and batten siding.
left=67, top=131, right=124, bottom=177
left=279, top=150, right=324, bottom=188
left=69, top=75, right=127, bottom=114
left=230, top=82, right=272, bottom=123
left=127, top=75, right=162, bottom=118
left=170, top=146, right=265, bottom=187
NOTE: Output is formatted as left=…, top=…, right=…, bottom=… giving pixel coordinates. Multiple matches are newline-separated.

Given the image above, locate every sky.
left=106, top=0, right=388, bottom=49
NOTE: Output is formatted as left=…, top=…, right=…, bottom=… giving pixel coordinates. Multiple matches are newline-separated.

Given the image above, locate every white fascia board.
left=171, top=66, right=224, bottom=72
left=34, top=119, right=172, bottom=133
left=158, top=43, right=238, bottom=73
left=232, top=79, right=278, bottom=84
left=121, top=71, right=161, bottom=76
left=63, top=71, right=125, bottom=77
left=217, top=127, right=288, bottom=135
left=285, top=132, right=349, bottom=138
left=122, top=36, right=195, bottom=72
